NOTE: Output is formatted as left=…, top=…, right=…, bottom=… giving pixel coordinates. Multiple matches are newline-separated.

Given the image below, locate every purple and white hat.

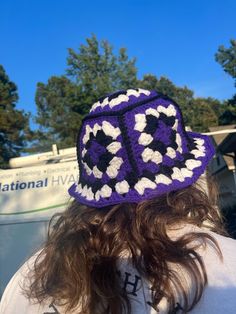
left=68, top=89, right=214, bottom=208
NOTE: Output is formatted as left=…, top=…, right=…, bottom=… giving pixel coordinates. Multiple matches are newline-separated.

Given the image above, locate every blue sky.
left=1, top=0, right=235, bottom=118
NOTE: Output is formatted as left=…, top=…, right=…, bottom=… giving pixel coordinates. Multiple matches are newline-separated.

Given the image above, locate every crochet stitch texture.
left=68, top=89, right=215, bottom=207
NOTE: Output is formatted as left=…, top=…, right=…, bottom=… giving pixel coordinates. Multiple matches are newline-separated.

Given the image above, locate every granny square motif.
left=68, top=89, right=214, bottom=207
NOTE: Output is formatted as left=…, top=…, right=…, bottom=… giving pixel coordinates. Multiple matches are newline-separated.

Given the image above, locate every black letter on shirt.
left=123, top=272, right=141, bottom=296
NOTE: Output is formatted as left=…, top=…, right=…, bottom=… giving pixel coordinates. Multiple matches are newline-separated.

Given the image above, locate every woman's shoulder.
left=169, top=223, right=236, bottom=247
left=182, top=224, right=236, bottom=280
left=190, top=224, right=236, bottom=259
left=202, top=227, right=236, bottom=276
left=168, top=223, right=236, bottom=270
left=190, top=227, right=236, bottom=313
left=0, top=250, right=81, bottom=314
left=167, top=223, right=236, bottom=313
left=0, top=250, right=50, bottom=314
left=206, top=228, right=236, bottom=252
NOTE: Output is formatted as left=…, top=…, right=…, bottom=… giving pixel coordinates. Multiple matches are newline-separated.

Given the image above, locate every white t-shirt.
left=1, top=225, right=236, bottom=314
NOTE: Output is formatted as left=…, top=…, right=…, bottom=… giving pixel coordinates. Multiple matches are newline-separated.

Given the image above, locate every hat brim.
left=68, top=131, right=215, bottom=208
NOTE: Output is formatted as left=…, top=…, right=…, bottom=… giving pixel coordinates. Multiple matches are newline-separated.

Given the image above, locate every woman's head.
left=24, top=89, right=225, bottom=313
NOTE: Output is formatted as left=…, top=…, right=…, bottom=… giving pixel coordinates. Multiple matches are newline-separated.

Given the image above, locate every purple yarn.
left=68, top=89, right=215, bottom=208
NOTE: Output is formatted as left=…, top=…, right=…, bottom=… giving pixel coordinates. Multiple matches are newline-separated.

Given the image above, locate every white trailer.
left=0, top=146, right=78, bottom=296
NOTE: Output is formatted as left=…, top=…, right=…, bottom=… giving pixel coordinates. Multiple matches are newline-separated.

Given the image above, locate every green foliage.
left=188, top=98, right=219, bottom=132
left=215, top=39, right=236, bottom=124
left=218, top=97, right=236, bottom=125
left=3, top=35, right=236, bottom=160
left=0, top=65, right=30, bottom=168
left=32, top=35, right=236, bottom=151
left=219, top=110, right=236, bottom=125
left=34, top=76, right=83, bottom=151
left=215, top=39, right=236, bottom=83
left=34, top=35, right=137, bottom=150
left=67, top=35, right=137, bottom=92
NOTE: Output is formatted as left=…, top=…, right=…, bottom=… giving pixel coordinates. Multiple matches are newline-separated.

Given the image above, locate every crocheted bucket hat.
left=68, top=89, right=214, bottom=208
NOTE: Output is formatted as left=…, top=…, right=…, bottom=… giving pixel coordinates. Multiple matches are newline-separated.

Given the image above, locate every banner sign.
left=0, top=162, right=78, bottom=223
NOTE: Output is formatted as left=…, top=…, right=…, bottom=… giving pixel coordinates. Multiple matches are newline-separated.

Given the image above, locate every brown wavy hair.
left=24, top=178, right=227, bottom=313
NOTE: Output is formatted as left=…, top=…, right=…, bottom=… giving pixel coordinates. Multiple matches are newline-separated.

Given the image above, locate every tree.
left=34, top=35, right=228, bottom=150
left=0, top=65, right=30, bottom=168
left=215, top=39, right=236, bottom=84
left=34, top=35, right=138, bottom=150
left=188, top=98, right=219, bottom=132
left=34, top=76, right=84, bottom=151
left=219, top=109, right=236, bottom=125
left=215, top=39, right=236, bottom=124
